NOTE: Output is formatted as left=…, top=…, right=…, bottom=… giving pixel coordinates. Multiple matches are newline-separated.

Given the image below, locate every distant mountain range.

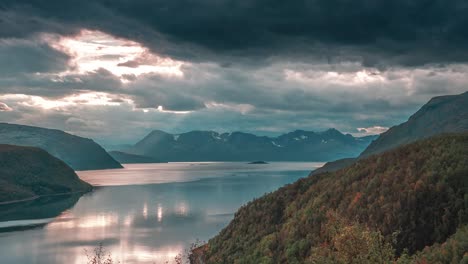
left=312, top=91, right=468, bottom=175
left=122, top=129, right=377, bottom=162
left=0, top=123, right=122, bottom=171
left=0, top=145, right=92, bottom=203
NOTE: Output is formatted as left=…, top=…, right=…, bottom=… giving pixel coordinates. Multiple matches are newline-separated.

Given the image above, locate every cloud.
left=1, top=53, right=467, bottom=144
left=357, top=126, right=389, bottom=135
left=0, top=62, right=465, bottom=144
left=0, top=37, right=70, bottom=75
left=0, top=9, right=77, bottom=39
left=1, top=0, right=468, bottom=67
left=0, top=1, right=468, bottom=144
left=0, top=102, right=12, bottom=111
left=45, top=30, right=185, bottom=77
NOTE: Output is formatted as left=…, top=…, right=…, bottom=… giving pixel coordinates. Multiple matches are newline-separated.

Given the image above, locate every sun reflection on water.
left=43, top=202, right=191, bottom=263
left=157, top=205, right=163, bottom=222
left=176, top=201, right=189, bottom=216
left=143, top=203, right=148, bottom=220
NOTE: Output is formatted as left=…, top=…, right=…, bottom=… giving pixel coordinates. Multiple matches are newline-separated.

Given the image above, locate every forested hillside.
left=202, top=133, right=468, bottom=263
left=0, top=145, right=92, bottom=203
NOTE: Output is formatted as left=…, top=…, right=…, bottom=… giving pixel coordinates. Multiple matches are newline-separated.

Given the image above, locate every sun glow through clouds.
left=44, top=30, right=185, bottom=79
left=0, top=92, right=130, bottom=109
left=284, top=68, right=385, bottom=86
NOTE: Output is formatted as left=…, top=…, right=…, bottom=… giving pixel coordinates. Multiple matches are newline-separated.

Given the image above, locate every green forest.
left=0, top=145, right=92, bottom=203
left=200, top=133, right=468, bottom=263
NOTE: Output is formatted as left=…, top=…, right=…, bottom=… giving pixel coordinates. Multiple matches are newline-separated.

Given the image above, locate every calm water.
left=0, top=162, right=322, bottom=264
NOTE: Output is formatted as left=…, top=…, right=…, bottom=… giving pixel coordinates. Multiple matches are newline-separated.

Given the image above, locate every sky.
left=0, top=0, right=467, bottom=145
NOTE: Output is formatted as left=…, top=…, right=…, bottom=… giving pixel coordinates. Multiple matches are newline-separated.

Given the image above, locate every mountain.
left=109, top=151, right=162, bottom=164
left=200, top=133, right=468, bottom=263
left=0, top=144, right=92, bottom=203
left=0, top=123, right=122, bottom=170
left=311, top=91, right=468, bottom=175
left=102, top=143, right=133, bottom=152
left=360, top=91, right=468, bottom=157
left=126, top=129, right=377, bottom=162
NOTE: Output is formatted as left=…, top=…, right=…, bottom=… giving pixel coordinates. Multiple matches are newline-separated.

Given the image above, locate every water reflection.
left=0, top=162, right=322, bottom=264
left=0, top=194, right=82, bottom=232
left=157, top=205, right=163, bottom=222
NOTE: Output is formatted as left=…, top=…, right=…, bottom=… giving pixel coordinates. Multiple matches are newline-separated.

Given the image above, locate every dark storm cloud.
left=1, top=0, right=468, bottom=143
left=2, top=0, right=468, bottom=66
left=0, top=38, right=70, bottom=75
left=0, top=10, right=75, bottom=39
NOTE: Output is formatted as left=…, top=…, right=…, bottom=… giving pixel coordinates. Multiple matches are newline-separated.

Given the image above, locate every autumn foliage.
left=203, top=133, right=468, bottom=263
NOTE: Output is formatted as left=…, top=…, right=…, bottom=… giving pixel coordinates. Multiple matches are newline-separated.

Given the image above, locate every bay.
left=0, top=162, right=322, bottom=264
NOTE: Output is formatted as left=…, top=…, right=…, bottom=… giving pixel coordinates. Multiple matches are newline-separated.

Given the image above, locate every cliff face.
left=203, top=133, right=468, bottom=263
left=0, top=144, right=92, bottom=203
left=0, top=123, right=122, bottom=170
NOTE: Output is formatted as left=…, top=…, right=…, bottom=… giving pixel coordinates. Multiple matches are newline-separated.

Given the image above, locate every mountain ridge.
left=0, top=123, right=122, bottom=171
left=0, top=144, right=93, bottom=203
left=125, top=128, right=377, bottom=162
left=360, top=91, right=468, bottom=157
left=311, top=91, right=468, bottom=175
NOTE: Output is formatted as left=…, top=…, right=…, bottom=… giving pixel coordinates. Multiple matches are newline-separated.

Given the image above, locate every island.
left=248, top=161, right=269, bottom=164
